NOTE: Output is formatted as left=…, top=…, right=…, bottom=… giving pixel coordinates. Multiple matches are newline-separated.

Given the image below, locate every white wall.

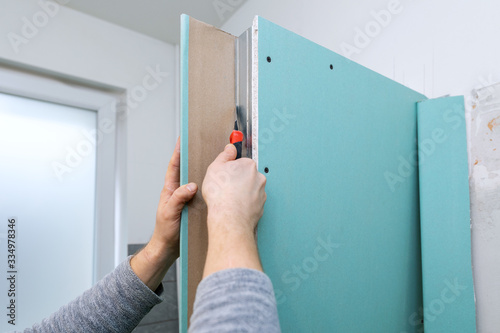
left=223, top=0, right=500, bottom=98
left=0, top=0, right=177, bottom=247
left=223, top=1, right=500, bottom=332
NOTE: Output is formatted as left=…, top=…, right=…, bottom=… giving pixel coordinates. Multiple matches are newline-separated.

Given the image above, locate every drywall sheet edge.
left=417, top=96, right=477, bottom=332
left=179, top=15, right=236, bottom=332
left=179, top=14, right=189, bottom=333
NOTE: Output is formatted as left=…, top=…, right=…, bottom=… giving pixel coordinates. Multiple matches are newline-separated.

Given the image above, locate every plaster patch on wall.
left=470, top=163, right=500, bottom=242
left=470, top=83, right=500, bottom=241
left=470, top=82, right=500, bottom=329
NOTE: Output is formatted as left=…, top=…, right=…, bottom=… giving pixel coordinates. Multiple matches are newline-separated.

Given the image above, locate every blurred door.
left=0, top=92, right=96, bottom=331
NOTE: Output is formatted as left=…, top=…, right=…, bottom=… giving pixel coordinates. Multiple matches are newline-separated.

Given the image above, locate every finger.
left=214, top=144, right=237, bottom=164
left=163, top=137, right=181, bottom=199
left=164, top=183, right=198, bottom=221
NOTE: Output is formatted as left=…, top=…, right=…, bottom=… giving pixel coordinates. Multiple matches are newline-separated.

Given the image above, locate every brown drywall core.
left=187, top=17, right=236, bottom=324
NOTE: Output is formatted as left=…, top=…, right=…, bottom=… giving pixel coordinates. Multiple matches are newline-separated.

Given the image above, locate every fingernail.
left=224, top=144, right=233, bottom=151
left=175, top=138, right=181, bottom=152
left=186, top=183, right=197, bottom=192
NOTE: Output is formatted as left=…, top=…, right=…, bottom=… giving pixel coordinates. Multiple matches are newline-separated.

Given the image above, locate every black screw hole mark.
left=267, top=56, right=272, bottom=63
left=264, top=167, right=269, bottom=173
left=330, top=64, right=333, bottom=70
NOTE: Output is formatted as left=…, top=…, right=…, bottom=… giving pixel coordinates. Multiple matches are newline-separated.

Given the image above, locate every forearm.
left=22, top=257, right=163, bottom=333
left=130, top=237, right=177, bottom=291
left=203, top=213, right=263, bottom=278
left=193, top=144, right=275, bottom=331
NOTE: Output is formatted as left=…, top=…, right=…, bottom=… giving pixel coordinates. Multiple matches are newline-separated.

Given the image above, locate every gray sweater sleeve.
left=189, top=269, right=281, bottom=333
left=18, top=256, right=163, bottom=333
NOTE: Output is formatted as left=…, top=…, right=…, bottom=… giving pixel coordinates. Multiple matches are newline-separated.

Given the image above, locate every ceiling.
left=65, top=0, right=247, bottom=45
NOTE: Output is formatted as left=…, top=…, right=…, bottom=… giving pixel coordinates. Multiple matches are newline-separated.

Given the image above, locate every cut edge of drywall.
left=252, top=16, right=259, bottom=166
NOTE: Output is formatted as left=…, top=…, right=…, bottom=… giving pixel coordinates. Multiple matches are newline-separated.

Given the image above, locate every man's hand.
left=131, top=137, right=197, bottom=291
left=203, top=144, right=267, bottom=236
left=202, top=144, right=267, bottom=278
left=150, top=137, right=197, bottom=259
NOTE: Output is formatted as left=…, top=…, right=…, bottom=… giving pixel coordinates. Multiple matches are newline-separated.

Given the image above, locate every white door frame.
left=0, top=63, right=127, bottom=282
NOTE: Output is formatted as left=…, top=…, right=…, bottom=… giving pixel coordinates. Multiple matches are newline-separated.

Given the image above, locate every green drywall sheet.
left=179, top=13, right=189, bottom=333
left=417, top=97, right=476, bottom=332
left=256, top=17, right=426, bottom=332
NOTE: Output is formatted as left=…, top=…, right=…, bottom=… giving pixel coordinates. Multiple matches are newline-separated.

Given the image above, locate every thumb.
left=164, top=183, right=198, bottom=220
left=214, top=144, right=237, bottom=163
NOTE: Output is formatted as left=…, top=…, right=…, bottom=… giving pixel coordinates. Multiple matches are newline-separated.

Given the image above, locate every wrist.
left=207, top=211, right=256, bottom=239
left=204, top=212, right=262, bottom=278
left=130, top=239, right=177, bottom=292
left=204, top=229, right=262, bottom=278
left=143, top=237, right=178, bottom=268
